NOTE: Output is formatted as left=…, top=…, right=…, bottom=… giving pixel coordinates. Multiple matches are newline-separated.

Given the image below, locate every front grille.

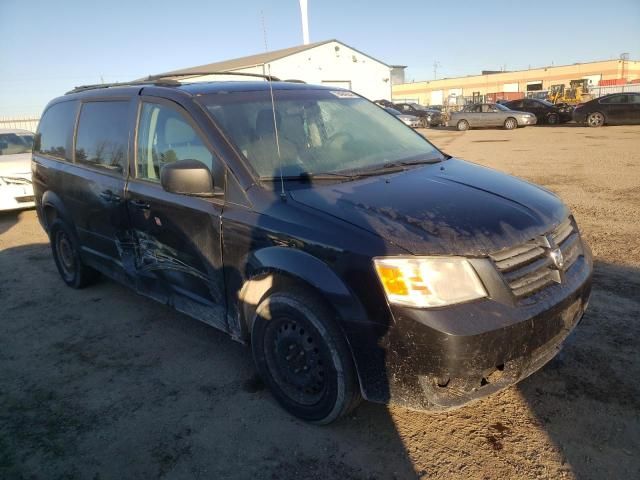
left=490, top=217, right=583, bottom=299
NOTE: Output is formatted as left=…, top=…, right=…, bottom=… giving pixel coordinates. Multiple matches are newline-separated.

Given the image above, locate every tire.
left=420, top=117, right=429, bottom=128
left=587, top=111, right=605, bottom=128
left=457, top=119, right=469, bottom=131
left=251, top=288, right=361, bottom=424
left=49, top=219, right=99, bottom=288
left=504, top=117, right=518, bottom=130
left=547, top=113, right=560, bottom=125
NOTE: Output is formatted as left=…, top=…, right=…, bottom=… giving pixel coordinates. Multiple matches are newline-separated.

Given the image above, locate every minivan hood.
left=290, top=159, right=568, bottom=255
left=0, top=153, right=31, bottom=175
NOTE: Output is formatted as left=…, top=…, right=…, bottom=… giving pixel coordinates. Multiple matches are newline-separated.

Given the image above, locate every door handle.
left=99, top=190, right=121, bottom=202
left=130, top=199, right=150, bottom=210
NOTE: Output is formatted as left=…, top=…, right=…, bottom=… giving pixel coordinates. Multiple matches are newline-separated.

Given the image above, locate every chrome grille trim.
left=490, top=218, right=583, bottom=300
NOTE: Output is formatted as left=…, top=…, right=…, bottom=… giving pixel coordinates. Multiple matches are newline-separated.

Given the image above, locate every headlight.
left=373, top=257, right=487, bottom=308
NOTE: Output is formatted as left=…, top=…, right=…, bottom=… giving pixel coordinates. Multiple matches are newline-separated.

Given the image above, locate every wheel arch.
left=41, top=191, right=74, bottom=234
left=237, top=247, right=368, bottom=336
left=236, top=247, right=369, bottom=392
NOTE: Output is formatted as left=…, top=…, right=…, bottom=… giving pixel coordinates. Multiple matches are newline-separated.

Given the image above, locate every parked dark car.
left=374, top=99, right=397, bottom=109
left=395, top=102, right=444, bottom=127
left=573, top=92, right=640, bottom=127
left=502, top=98, right=572, bottom=124
left=33, top=79, right=592, bottom=424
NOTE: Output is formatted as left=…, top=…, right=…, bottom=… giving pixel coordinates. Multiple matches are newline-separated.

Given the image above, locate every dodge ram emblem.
left=550, top=248, right=564, bottom=269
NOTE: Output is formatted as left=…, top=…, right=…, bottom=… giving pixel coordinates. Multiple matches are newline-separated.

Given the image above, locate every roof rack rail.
left=65, top=78, right=180, bottom=95
left=65, top=71, right=282, bottom=95
left=144, top=71, right=281, bottom=82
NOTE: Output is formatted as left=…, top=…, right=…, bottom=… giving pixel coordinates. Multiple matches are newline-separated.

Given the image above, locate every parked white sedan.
left=0, top=128, right=36, bottom=211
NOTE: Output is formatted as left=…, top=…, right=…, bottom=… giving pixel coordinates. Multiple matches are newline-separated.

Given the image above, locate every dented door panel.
left=125, top=180, right=227, bottom=331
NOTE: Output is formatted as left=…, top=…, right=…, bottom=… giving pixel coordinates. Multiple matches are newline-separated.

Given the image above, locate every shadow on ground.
left=517, top=260, right=640, bottom=480
left=0, top=241, right=419, bottom=479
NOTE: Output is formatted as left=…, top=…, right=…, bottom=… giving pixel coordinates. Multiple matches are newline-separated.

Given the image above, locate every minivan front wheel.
left=49, top=219, right=99, bottom=288
left=251, top=289, right=360, bottom=424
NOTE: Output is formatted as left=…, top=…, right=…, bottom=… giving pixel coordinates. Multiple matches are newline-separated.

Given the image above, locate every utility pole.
left=620, top=52, right=629, bottom=81
left=433, top=61, right=441, bottom=80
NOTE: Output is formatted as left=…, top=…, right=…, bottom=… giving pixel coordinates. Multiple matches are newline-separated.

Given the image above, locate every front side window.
left=200, top=89, right=443, bottom=179
left=35, top=101, right=77, bottom=160
left=136, top=102, right=217, bottom=183
left=75, top=101, right=129, bottom=173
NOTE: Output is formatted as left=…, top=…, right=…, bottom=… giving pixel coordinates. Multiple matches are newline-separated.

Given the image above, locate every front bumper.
left=0, top=182, right=35, bottom=211
left=572, top=110, right=586, bottom=123
left=518, top=115, right=537, bottom=126
left=401, top=118, right=422, bottom=128
left=345, top=242, right=593, bottom=411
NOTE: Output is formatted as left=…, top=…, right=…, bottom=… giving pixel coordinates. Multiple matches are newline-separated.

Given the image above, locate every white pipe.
left=299, top=0, right=310, bottom=45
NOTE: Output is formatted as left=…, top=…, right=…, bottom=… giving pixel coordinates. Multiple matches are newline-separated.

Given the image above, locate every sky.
left=1, top=0, right=639, bottom=117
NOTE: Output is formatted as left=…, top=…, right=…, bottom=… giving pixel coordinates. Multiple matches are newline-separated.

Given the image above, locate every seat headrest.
left=165, top=117, right=196, bottom=145
left=256, top=109, right=281, bottom=137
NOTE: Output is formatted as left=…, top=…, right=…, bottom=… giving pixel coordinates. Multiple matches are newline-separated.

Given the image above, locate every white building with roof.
left=156, top=39, right=395, bottom=101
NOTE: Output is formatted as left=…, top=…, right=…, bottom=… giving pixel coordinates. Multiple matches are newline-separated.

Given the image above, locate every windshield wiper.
left=382, top=157, right=442, bottom=168
left=259, top=172, right=356, bottom=181
left=352, top=157, right=443, bottom=176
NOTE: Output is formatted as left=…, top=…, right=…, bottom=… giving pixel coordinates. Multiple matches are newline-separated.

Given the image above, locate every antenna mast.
left=261, top=11, right=286, bottom=199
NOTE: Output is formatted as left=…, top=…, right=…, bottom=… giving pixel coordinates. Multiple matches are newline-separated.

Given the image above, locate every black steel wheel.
left=587, top=111, right=605, bottom=128
left=49, top=219, right=99, bottom=288
left=251, top=288, right=360, bottom=424
left=504, top=117, right=518, bottom=130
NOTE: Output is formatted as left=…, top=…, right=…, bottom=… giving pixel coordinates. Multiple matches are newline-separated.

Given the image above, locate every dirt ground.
left=1, top=125, right=639, bottom=480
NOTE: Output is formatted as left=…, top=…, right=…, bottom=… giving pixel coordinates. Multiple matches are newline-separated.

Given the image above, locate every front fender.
left=238, top=246, right=368, bottom=333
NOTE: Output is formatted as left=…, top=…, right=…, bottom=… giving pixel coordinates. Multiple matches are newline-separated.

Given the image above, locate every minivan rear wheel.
left=49, top=219, right=99, bottom=288
left=251, top=288, right=361, bottom=424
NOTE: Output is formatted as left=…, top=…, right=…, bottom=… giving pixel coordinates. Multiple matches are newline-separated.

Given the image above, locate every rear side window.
left=35, top=101, right=77, bottom=160
left=75, top=101, right=129, bottom=173
left=600, top=95, right=628, bottom=104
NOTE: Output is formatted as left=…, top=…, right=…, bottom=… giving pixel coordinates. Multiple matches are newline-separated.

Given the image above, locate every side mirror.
left=160, top=159, right=214, bottom=196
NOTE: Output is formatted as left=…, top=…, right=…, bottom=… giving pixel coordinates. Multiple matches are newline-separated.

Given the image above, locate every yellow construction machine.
left=547, top=79, right=593, bottom=105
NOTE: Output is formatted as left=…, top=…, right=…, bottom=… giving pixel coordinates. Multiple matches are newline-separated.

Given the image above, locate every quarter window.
left=136, top=102, right=216, bottom=183
left=35, top=101, right=77, bottom=160
left=75, top=101, right=129, bottom=173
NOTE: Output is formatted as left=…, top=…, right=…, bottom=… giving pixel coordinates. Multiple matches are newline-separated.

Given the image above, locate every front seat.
left=247, top=109, right=299, bottom=177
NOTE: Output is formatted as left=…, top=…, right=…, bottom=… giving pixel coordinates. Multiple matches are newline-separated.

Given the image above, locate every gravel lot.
left=1, top=125, right=639, bottom=479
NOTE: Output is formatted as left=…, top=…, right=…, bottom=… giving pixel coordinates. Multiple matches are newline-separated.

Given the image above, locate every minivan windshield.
left=0, top=133, right=34, bottom=155
left=200, top=89, right=444, bottom=179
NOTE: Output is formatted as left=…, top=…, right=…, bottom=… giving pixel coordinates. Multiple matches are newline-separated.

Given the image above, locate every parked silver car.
left=449, top=103, right=537, bottom=131
left=384, top=107, right=421, bottom=128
